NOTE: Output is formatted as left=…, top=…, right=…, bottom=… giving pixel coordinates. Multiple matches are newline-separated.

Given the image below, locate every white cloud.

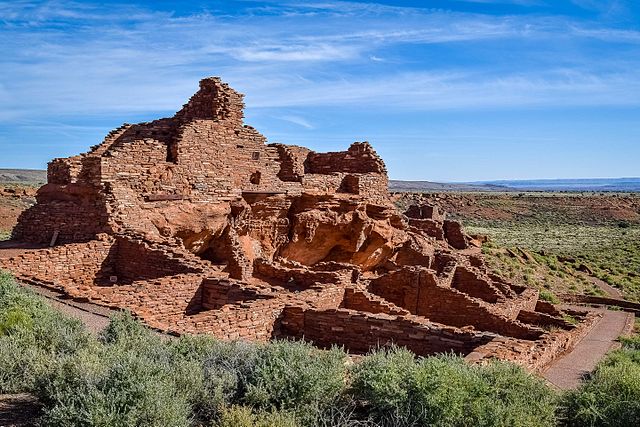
left=0, top=0, right=639, bottom=123
left=277, top=115, right=315, bottom=129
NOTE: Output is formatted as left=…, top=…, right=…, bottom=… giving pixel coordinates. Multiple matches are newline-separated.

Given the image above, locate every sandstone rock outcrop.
left=0, top=77, right=598, bottom=371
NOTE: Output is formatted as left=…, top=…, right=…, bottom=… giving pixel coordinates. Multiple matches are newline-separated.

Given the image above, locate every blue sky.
left=0, top=0, right=638, bottom=181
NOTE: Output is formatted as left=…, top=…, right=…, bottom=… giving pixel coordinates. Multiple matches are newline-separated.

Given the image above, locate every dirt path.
left=543, top=308, right=634, bottom=389
left=0, top=394, right=40, bottom=427
left=580, top=272, right=623, bottom=299
left=19, top=282, right=112, bottom=334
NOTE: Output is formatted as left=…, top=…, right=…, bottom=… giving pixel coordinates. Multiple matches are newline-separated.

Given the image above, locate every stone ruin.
left=0, top=77, right=599, bottom=371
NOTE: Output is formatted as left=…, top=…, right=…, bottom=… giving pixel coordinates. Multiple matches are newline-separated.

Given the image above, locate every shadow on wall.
left=97, top=237, right=203, bottom=285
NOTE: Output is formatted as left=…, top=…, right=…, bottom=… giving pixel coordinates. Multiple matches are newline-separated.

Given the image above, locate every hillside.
left=0, top=169, right=46, bottom=185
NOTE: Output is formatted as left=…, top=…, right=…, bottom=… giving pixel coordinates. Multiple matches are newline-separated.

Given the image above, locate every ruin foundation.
left=0, top=77, right=598, bottom=372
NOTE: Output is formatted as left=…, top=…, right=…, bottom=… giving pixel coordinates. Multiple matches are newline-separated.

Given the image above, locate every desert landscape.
left=0, top=78, right=639, bottom=427
left=2, top=0, right=640, bottom=425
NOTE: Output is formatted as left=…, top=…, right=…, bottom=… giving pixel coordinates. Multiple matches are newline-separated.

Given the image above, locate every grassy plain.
left=435, top=192, right=640, bottom=302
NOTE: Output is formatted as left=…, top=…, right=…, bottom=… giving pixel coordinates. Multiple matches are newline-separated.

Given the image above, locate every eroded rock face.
left=0, top=77, right=598, bottom=372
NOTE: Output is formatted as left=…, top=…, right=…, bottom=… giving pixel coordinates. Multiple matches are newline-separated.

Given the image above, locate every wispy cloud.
left=277, top=115, right=315, bottom=129
left=1, top=0, right=639, bottom=122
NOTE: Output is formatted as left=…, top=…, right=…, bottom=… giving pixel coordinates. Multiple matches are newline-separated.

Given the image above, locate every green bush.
left=539, top=289, right=561, bottom=304
left=191, top=339, right=259, bottom=422
left=35, top=312, right=199, bottom=427
left=244, top=340, right=347, bottom=423
left=563, top=349, right=640, bottom=426
left=350, top=346, right=417, bottom=421
left=619, top=335, right=640, bottom=351
left=351, top=348, right=557, bottom=427
left=0, top=272, right=93, bottom=393
left=36, top=346, right=192, bottom=427
left=215, top=405, right=298, bottom=427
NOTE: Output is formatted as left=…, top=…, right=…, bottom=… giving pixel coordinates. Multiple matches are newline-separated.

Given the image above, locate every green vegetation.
left=3, top=271, right=640, bottom=426
left=351, top=347, right=557, bottom=426
left=0, top=272, right=558, bottom=426
left=477, top=240, right=601, bottom=300
left=470, top=224, right=640, bottom=301
left=562, top=334, right=640, bottom=426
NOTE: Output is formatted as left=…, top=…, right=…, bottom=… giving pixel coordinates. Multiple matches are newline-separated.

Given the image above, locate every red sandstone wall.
left=0, top=238, right=115, bottom=293
left=341, top=287, right=410, bottom=315
left=451, top=266, right=501, bottom=303
left=305, top=142, right=386, bottom=175
left=369, top=267, right=543, bottom=340
left=279, top=307, right=493, bottom=356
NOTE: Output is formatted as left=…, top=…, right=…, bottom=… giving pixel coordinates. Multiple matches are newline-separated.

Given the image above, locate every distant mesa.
left=0, top=77, right=599, bottom=371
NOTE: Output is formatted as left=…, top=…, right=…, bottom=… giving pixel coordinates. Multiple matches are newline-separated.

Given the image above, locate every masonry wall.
left=279, top=307, right=494, bottom=356
left=201, top=277, right=272, bottom=310
left=451, top=266, right=501, bottom=303
left=185, top=283, right=346, bottom=340
left=114, top=237, right=204, bottom=283
left=341, top=287, right=409, bottom=315
left=0, top=238, right=115, bottom=294
left=369, top=267, right=543, bottom=340
left=12, top=185, right=110, bottom=244
left=305, top=142, right=386, bottom=175
left=254, top=259, right=350, bottom=289
left=415, top=279, right=543, bottom=340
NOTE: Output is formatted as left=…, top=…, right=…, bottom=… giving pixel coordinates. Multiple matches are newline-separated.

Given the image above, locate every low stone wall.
left=559, top=294, right=640, bottom=314
left=517, top=310, right=574, bottom=330
left=369, top=267, right=543, bottom=340
left=0, top=238, right=115, bottom=294
left=468, top=310, right=601, bottom=372
left=305, top=142, right=386, bottom=175
left=254, top=259, right=349, bottom=289
left=115, top=237, right=204, bottom=283
left=341, top=287, right=409, bottom=315
left=201, top=277, right=272, bottom=310
left=452, top=266, right=502, bottom=303
left=279, top=307, right=494, bottom=356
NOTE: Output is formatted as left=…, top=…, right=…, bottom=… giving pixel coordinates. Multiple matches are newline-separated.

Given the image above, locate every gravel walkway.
left=543, top=308, right=634, bottom=389
left=19, top=282, right=113, bottom=334
left=581, top=272, right=623, bottom=299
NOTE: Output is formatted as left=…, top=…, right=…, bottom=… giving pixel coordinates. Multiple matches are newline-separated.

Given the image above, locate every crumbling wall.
left=114, top=237, right=204, bottom=283
left=451, top=266, right=502, bottom=303
left=369, top=267, right=543, bottom=340
left=0, top=238, right=116, bottom=293
left=305, top=142, right=386, bottom=175
left=279, top=306, right=494, bottom=356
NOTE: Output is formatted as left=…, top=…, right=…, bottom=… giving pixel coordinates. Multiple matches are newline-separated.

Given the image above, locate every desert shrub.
left=36, top=313, right=195, bottom=426
left=619, top=335, right=640, bottom=351
left=188, top=339, right=260, bottom=422
left=350, top=346, right=417, bottom=421
left=215, top=405, right=298, bottom=427
left=35, top=345, right=192, bottom=427
left=0, top=272, right=92, bottom=393
left=351, top=349, right=556, bottom=427
left=0, top=336, right=47, bottom=393
left=243, top=340, right=347, bottom=424
left=563, top=349, right=640, bottom=426
left=466, top=361, right=557, bottom=427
